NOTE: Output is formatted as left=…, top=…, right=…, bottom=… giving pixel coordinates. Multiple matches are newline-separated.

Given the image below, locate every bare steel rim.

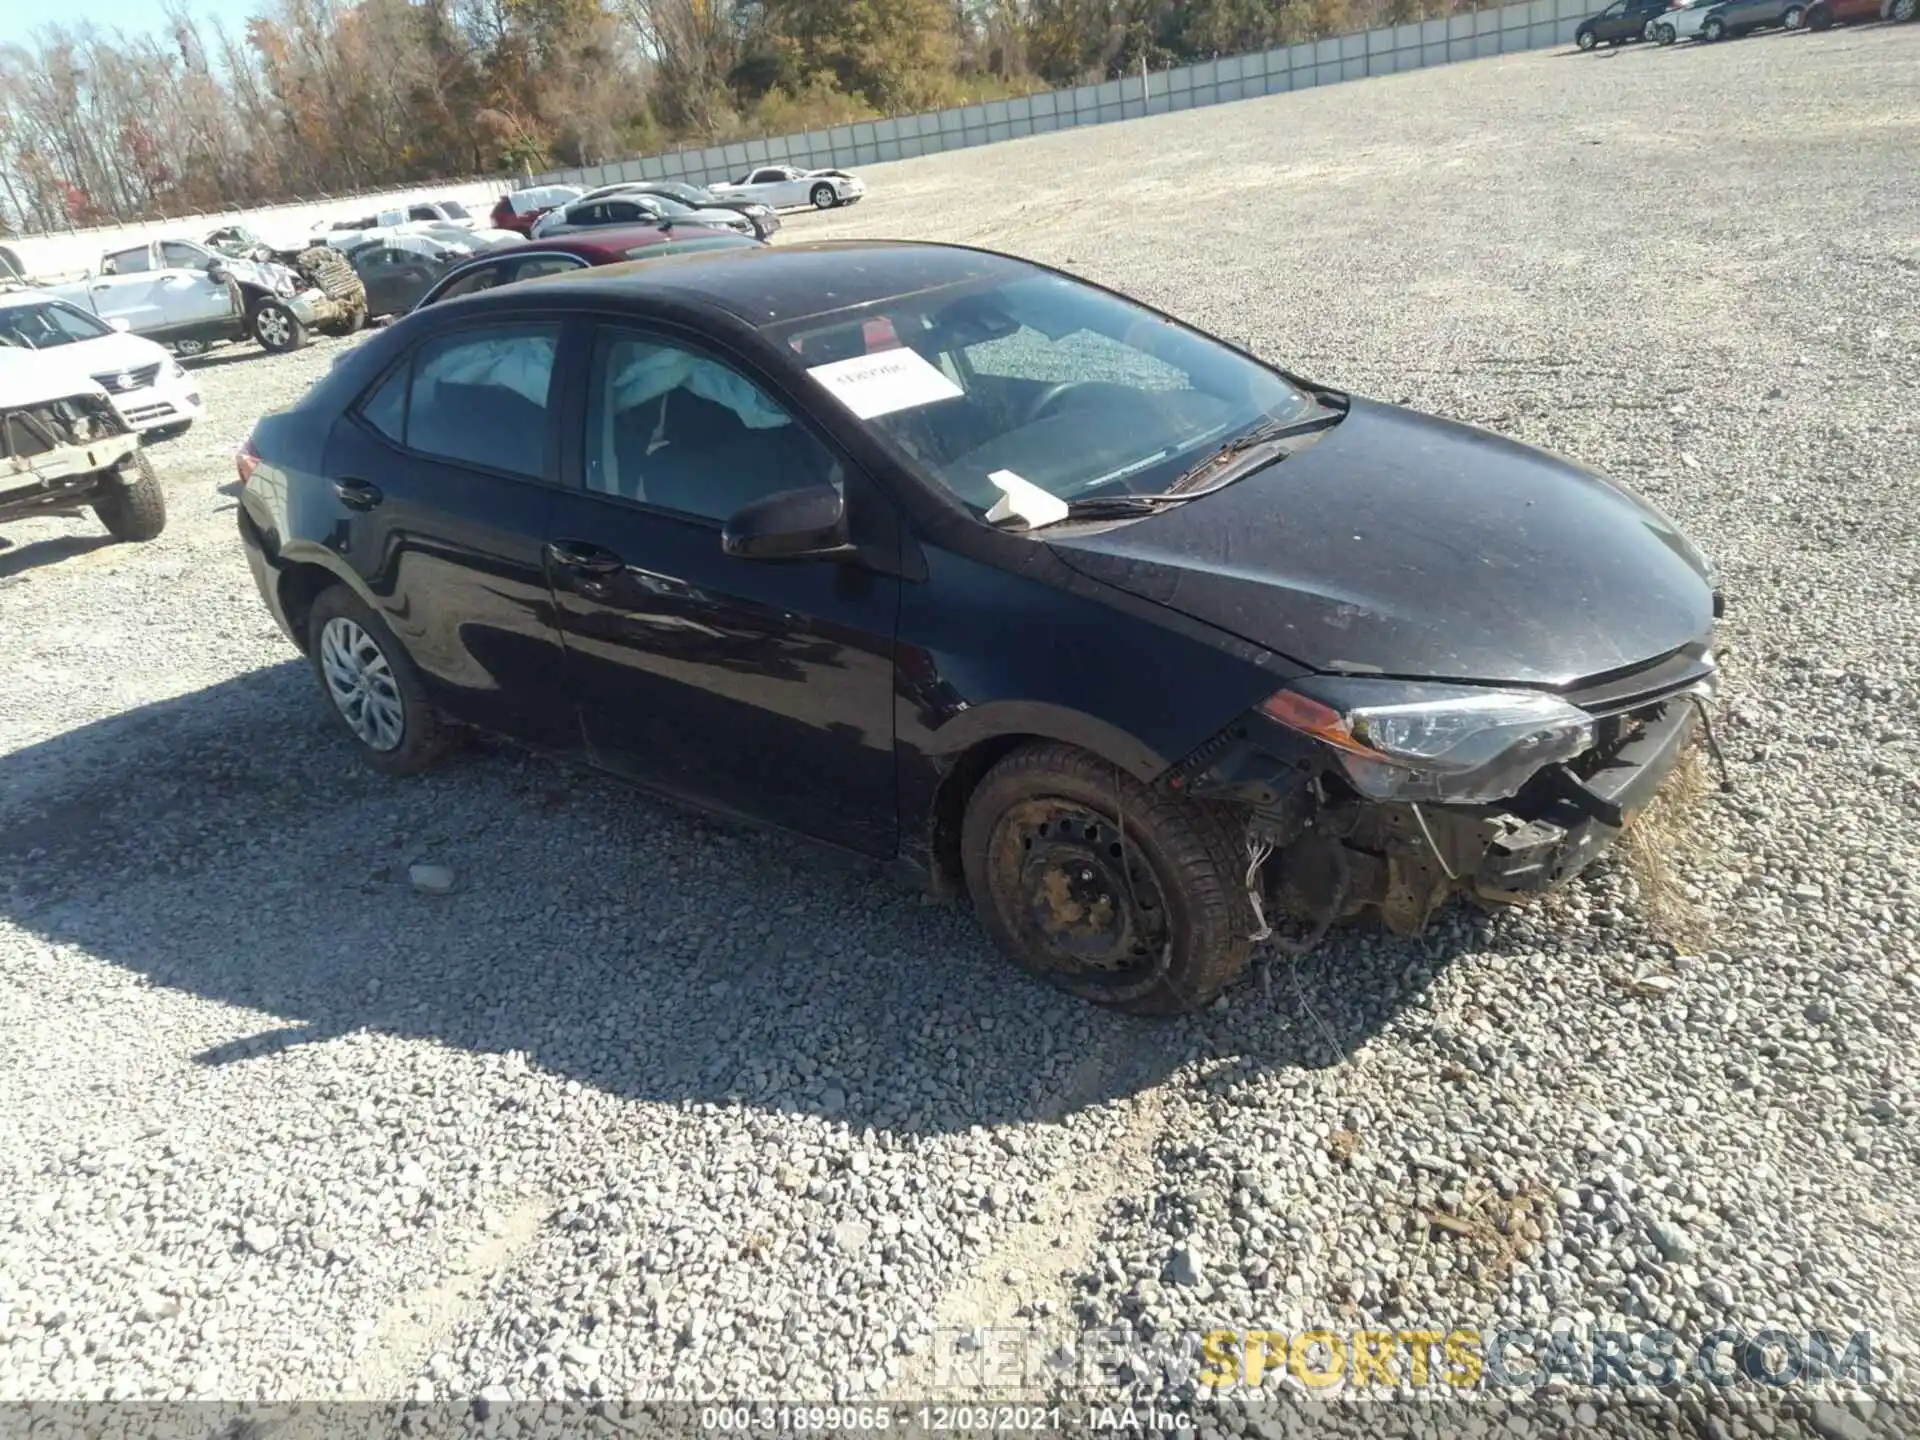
left=318, top=616, right=405, bottom=752
left=255, top=305, right=293, bottom=348
left=984, top=796, right=1172, bottom=999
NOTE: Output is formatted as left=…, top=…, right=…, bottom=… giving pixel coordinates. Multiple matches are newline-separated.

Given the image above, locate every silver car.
left=1645, top=0, right=1724, bottom=40
left=530, top=194, right=756, bottom=240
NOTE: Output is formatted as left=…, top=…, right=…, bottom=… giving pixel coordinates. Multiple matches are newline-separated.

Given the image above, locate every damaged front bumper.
left=1171, top=686, right=1704, bottom=935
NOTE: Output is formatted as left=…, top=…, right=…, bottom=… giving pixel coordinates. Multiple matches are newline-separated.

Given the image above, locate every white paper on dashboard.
left=984, top=469, right=1068, bottom=529
left=806, top=348, right=963, bottom=420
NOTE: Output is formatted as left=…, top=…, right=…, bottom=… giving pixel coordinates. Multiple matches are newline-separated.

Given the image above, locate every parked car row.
left=1577, top=0, right=1909, bottom=45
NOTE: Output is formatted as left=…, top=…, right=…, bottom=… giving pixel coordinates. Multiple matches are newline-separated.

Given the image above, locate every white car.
left=0, top=350, right=165, bottom=543
left=0, top=288, right=204, bottom=440
left=1645, top=0, right=1723, bottom=41
left=708, top=165, right=866, bottom=212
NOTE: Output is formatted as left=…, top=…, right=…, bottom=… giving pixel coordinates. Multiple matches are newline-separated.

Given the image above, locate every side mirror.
left=721, top=484, right=855, bottom=562
left=108, top=317, right=133, bottom=333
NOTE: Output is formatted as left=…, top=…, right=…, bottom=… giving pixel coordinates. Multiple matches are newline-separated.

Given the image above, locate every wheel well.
left=277, top=562, right=339, bottom=652
left=928, top=734, right=1036, bottom=897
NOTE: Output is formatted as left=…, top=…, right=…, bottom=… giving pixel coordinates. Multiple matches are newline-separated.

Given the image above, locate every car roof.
left=514, top=240, right=1032, bottom=329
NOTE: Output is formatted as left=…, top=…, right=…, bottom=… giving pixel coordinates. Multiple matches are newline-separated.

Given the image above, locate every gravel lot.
left=3, top=25, right=1917, bottom=1430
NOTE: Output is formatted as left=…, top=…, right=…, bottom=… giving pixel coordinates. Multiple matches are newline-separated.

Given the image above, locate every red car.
left=488, top=185, right=585, bottom=237
left=412, top=224, right=764, bottom=310
left=1808, top=0, right=1904, bottom=22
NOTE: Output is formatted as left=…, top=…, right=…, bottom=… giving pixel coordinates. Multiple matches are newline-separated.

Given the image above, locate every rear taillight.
left=236, top=437, right=261, bottom=487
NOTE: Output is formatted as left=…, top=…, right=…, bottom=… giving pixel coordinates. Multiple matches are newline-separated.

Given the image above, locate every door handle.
left=333, top=478, right=384, bottom=510
left=546, top=539, right=626, bottom=576
left=92, top=283, right=112, bottom=291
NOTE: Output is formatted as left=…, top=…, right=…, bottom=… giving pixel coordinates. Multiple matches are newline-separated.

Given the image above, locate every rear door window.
left=103, top=247, right=151, bottom=275
left=432, top=262, right=513, bottom=301
left=511, top=256, right=589, bottom=281
left=355, top=323, right=560, bottom=479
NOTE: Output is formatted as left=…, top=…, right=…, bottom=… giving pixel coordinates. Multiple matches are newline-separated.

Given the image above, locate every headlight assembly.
left=1261, top=679, right=1595, bottom=804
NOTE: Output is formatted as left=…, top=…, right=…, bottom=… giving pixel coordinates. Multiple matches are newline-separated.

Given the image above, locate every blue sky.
left=0, top=0, right=264, bottom=45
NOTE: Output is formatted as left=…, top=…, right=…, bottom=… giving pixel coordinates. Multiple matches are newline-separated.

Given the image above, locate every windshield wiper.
left=1161, top=411, right=1344, bottom=496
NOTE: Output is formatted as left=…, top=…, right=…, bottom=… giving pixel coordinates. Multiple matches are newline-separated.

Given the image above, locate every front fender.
left=919, top=699, right=1169, bottom=783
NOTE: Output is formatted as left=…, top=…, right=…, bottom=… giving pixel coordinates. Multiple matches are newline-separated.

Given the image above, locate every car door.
left=1593, top=0, right=1632, bottom=35
left=320, top=318, right=578, bottom=749
left=87, top=246, right=169, bottom=333
left=542, top=320, right=902, bottom=856
left=353, top=248, right=404, bottom=315
left=156, top=241, right=237, bottom=326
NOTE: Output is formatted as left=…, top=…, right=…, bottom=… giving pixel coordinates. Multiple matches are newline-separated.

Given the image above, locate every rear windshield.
left=768, top=272, right=1315, bottom=515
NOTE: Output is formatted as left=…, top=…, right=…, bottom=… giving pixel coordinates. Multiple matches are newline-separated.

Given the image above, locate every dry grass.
left=1618, top=741, right=1716, bottom=951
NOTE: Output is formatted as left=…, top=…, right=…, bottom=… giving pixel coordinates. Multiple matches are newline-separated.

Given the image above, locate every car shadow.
left=179, top=348, right=267, bottom=371
left=0, top=665, right=1467, bottom=1136
left=0, top=532, right=111, bottom=578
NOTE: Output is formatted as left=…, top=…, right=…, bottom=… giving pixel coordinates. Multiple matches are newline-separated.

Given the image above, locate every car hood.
left=0, top=347, right=111, bottom=406
left=1044, top=398, right=1715, bottom=688
left=64, top=330, right=173, bottom=376
left=676, top=208, right=748, bottom=227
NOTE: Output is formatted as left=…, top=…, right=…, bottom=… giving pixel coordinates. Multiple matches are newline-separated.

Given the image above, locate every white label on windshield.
left=984, top=469, right=1068, bottom=529
left=806, top=348, right=962, bottom=420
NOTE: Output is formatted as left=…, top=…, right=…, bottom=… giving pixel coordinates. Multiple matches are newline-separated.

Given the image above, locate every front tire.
left=250, top=299, right=308, bottom=354
left=810, top=182, right=837, bottom=209
left=1702, top=15, right=1725, bottom=36
left=1657, top=21, right=1677, bottom=39
left=1783, top=4, right=1806, bottom=25
left=1806, top=4, right=1832, bottom=24
left=1891, top=0, right=1913, bottom=19
left=306, top=586, right=447, bottom=777
left=91, top=450, right=166, bottom=543
left=960, top=742, right=1254, bottom=1015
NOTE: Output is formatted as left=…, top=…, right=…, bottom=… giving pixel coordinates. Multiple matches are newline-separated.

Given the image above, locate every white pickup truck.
left=42, top=238, right=349, bottom=357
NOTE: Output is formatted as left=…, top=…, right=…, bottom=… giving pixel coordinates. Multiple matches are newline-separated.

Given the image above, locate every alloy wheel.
left=319, top=616, right=405, bottom=751
left=1578, top=27, right=1597, bottom=46
left=1784, top=6, right=1804, bottom=25
left=255, top=307, right=291, bottom=348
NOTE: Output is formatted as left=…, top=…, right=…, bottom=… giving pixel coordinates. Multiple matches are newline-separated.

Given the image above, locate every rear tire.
left=306, top=586, right=448, bottom=777
left=249, top=299, right=308, bottom=353
left=91, top=450, right=167, bottom=543
left=810, top=182, right=837, bottom=209
left=1702, top=15, right=1725, bottom=36
left=1783, top=4, right=1806, bottom=25
left=1806, top=4, right=1832, bottom=24
left=1891, top=0, right=1913, bottom=20
left=960, top=742, right=1254, bottom=1015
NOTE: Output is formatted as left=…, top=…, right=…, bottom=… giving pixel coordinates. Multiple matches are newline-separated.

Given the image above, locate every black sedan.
left=235, top=242, right=1720, bottom=1014
left=1575, top=0, right=1672, bottom=44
